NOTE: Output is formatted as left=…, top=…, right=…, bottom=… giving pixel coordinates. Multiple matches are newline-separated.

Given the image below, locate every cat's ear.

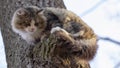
left=16, top=8, right=27, bottom=16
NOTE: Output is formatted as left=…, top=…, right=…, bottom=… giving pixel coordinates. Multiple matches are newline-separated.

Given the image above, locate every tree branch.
left=98, top=36, right=120, bottom=45
left=80, top=0, right=106, bottom=17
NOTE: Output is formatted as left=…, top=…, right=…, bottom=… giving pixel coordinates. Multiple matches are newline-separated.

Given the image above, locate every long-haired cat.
left=11, top=6, right=97, bottom=62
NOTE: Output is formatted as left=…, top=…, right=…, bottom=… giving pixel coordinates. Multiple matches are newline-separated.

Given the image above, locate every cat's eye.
left=24, top=23, right=30, bottom=26
left=35, top=23, right=39, bottom=26
left=18, top=22, right=22, bottom=25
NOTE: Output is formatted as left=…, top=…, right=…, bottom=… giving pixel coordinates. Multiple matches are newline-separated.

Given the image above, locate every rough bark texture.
left=0, top=0, right=91, bottom=68
left=0, top=0, right=66, bottom=68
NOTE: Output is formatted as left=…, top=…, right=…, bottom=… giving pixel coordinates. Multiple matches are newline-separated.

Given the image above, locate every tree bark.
left=0, top=0, right=66, bottom=68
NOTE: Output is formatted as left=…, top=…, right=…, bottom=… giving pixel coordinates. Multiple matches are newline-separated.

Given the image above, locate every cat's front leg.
left=51, top=27, right=75, bottom=44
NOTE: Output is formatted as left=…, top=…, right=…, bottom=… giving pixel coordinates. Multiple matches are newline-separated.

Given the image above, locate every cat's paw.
left=51, top=27, right=69, bottom=35
left=51, top=27, right=61, bottom=34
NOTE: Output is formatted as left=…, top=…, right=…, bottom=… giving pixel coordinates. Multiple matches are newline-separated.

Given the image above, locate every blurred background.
left=0, top=0, right=120, bottom=68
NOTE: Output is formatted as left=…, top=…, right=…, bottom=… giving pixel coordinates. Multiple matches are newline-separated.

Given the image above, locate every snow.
left=0, top=31, right=7, bottom=68
left=0, top=0, right=120, bottom=68
left=90, top=40, right=120, bottom=68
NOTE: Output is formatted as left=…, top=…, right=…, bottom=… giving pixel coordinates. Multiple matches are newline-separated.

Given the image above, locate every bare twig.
left=80, top=0, right=107, bottom=17
left=98, top=36, right=120, bottom=45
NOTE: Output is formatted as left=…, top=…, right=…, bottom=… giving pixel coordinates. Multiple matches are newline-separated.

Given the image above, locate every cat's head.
left=11, top=6, right=46, bottom=34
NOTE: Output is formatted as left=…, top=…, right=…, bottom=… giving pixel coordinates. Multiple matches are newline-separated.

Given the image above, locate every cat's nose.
left=30, top=28, right=35, bottom=32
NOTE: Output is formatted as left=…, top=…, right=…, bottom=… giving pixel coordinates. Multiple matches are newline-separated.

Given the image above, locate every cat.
left=11, top=6, right=98, bottom=61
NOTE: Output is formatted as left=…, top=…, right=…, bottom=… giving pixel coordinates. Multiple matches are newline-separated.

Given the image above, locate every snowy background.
left=0, top=31, right=7, bottom=68
left=0, top=0, right=120, bottom=68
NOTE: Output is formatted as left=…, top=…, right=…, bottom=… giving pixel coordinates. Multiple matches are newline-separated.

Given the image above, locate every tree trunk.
left=0, top=0, right=66, bottom=68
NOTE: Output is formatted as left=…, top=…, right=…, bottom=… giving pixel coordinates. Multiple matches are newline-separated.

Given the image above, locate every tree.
left=0, top=0, right=65, bottom=68
left=0, top=0, right=91, bottom=68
